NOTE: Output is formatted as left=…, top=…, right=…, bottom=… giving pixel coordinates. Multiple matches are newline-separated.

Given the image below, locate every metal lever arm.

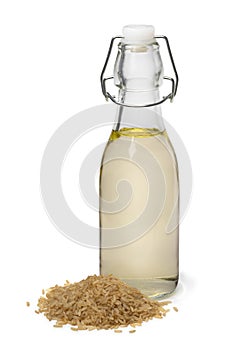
left=100, top=36, right=178, bottom=108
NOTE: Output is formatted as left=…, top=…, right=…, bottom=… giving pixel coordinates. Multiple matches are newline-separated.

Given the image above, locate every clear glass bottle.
left=99, top=25, right=179, bottom=298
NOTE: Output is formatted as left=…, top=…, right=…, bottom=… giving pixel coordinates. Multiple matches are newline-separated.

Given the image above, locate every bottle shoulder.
left=101, top=127, right=178, bottom=168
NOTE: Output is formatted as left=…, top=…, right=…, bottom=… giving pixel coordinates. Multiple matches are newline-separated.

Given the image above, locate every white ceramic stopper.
left=122, top=24, right=155, bottom=44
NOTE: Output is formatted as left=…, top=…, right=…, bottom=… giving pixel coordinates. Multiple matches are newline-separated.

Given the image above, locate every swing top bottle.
left=99, top=25, right=179, bottom=298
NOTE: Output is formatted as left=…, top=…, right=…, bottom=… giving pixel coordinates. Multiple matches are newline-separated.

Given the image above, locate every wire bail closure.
left=100, top=36, right=179, bottom=108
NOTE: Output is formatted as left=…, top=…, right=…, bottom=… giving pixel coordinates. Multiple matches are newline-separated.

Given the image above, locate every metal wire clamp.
left=100, top=36, right=179, bottom=108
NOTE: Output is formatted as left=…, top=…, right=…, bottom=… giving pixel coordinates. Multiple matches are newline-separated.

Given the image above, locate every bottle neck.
left=113, top=41, right=165, bottom=132
left=113, top=90, right=164, bottom=132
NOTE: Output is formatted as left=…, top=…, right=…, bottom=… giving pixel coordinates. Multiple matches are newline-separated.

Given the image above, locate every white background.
left=0, top=0, right=232, bottom=349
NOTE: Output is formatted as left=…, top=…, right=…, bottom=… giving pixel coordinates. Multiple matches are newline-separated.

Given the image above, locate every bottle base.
left=120, top=276, right=178, bottom=299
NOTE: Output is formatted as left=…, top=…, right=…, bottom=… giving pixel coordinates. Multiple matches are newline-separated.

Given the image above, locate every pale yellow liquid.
left=99, top=128, right=179, bottom=298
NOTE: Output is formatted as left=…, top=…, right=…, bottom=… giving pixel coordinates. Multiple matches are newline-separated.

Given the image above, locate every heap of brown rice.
left=36, top=274, right=172, bottom=331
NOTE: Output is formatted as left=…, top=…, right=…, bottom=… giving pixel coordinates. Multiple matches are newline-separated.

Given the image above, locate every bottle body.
left=99, top=126, right=179, bottom=298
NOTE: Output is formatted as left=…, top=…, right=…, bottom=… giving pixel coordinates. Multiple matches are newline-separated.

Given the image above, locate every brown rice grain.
left=36, top=274, right=172, bottom=331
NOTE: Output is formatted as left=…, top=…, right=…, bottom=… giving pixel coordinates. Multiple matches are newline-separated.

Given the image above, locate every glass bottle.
left=99, top=25, right=179, bottom=298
